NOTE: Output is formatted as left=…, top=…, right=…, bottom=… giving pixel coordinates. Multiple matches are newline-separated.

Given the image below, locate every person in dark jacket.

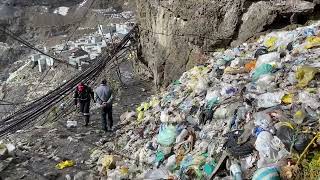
left=74, top=82, right=95, bottom=126
left=95, top=79, right=113, bottom=132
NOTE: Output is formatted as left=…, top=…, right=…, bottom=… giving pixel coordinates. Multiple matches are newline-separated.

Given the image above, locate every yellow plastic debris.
left=282, top=94, right=294, bottom=104
left=136, top=101, right=152, bottom=123
left=102, top=155, right=114, bottom=169
left=55, top=160, right=75, bottom=170
left=278, top=122, right=295, bottom=129
left=99, top=155, right=116, bottom=175
left=294, top=110, right=306, bottom=124
left=295, top=66, right=319, bottom=88
left=304, top=36, right=320, bottom=49
left=264, top=37, right=278, bottom=49
left=137, top=111, right=144, bottom=123
left=120, top=166, right=129, bottom=175
left=150, top=97, right=160, bottom=108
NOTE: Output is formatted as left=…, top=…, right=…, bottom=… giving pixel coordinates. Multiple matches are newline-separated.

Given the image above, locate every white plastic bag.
left=257, top=92, right=285, bottom=108
left=144, top=168, right=170, bottom=180
left=254, top=112, right=272, bottom=130
left=298, top=91, right=320, bottom=109
left=160, top=110, right=170, bottom=123
left=165, top=155, right=176, bottom=171
left=66, top=121, right=77, bottom=128
left=256, top=74, right=276, bottom=92
left=256, top=52, right=280, bottom=68
left=176, top=129, right=189, bottom=144
left=195, top=76, right=209, bottom=94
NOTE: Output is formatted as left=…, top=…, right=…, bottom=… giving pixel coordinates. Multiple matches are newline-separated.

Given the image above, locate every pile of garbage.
left=94, top=22, right=320, bottom=179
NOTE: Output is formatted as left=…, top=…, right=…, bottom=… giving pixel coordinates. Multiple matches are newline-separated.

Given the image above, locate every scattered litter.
left=66, top=121, right=77, bottom=128
left=55, top=160, right=75, bottom=170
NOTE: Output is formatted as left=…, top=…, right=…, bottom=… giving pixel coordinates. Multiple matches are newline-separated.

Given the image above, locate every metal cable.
left=0, top=26, right=138, bottom=137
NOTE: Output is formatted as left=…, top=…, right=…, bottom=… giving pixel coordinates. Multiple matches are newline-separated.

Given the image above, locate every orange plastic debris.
left=245, top=60, right=257, bottom=72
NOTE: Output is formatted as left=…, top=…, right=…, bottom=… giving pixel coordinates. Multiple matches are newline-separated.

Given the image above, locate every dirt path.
left=0, top=62, right=154, bottom=180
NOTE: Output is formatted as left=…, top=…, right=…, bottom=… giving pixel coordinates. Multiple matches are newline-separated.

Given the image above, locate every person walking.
left=95, top=79, right=113, bottom=132
left=74, top=82, right=95, bottom=126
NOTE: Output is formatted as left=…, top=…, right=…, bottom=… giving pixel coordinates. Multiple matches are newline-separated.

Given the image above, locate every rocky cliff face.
left=136, top=0, right=320, bottom=87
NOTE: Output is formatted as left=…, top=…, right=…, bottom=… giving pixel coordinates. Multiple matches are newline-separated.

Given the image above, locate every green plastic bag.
left=155, top=151, right=165, bottom=163
left=206, top=97, right=219, bottom=110
left=252, top=64, right=273, bottom=81
left=157, top=124, right=177, bottom=146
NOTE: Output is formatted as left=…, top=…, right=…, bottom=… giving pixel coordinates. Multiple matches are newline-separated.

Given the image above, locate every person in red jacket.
left=74, top=82, right=95, bottom=126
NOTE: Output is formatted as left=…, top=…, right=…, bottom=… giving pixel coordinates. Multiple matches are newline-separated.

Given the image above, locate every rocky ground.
left=0, top=61, right=154, bottom=180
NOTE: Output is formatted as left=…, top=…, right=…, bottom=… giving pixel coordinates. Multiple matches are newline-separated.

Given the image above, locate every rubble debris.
left=91, top=21, right=320, bottom=179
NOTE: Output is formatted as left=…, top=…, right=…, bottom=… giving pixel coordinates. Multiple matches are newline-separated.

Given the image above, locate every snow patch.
left=53, top=7, right=69, bottom=16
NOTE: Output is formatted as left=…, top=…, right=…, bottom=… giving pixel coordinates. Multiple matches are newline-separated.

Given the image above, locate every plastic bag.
left=144, top=168, right=170, bottom=180
left=252, top=64, right=273, bottom=81
left=206, top=97, right=219, bottom=110
left=295, top=66, right=319, bottom=88
left=157, top=124, right=177, bottom=146
left=293, top=109, right=306, bottom=124
left=160, top=110, right=170, bottom=123
left=150, top=97, right=160, bottom=108
left=298, top=91, right=320, bottom=109
left=203, top=162, right=216, bottom=176
left=165, top=155, right=176, bottom=171
left=137, top=111, right=144, bottom=123
left=205, top=91, right=220, bottom=110
left=252, top=167, right=280, bottom=180
left=255, top=52, right=280, bottom=68
left=276, top=125, right=311, bottom=153
left=66, top=121, right=77, bottom=128
left=120, top=166, right=129, bottom=176
left=287, top=72, right=297, bottom=85
left=256, top=74, right=276, bottom=92
left=56, top=160, right=75, bottom=170
left=195, top=76, right=209, bottom=94
left=264, top=37, right=278, bottom=49
left=101, top=155, right=115, bottom=170
left=254, top=48, right=268, bottom=58
left=136, top=102, right=151, bottom=123
left=257, top=91, right=285, bottom=108
left=281, top=94, right=294, bottom=104
left=245, top=60, right=256, bottom=72
left=254, top=112, right=272, bottom=130
left=304, top=36, right=320, bottom=49
left=155, top=151, right=165, bottom=163
left=176, top=129, right=189, bottom=144
left=179, top=155, right=194, bottom=173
